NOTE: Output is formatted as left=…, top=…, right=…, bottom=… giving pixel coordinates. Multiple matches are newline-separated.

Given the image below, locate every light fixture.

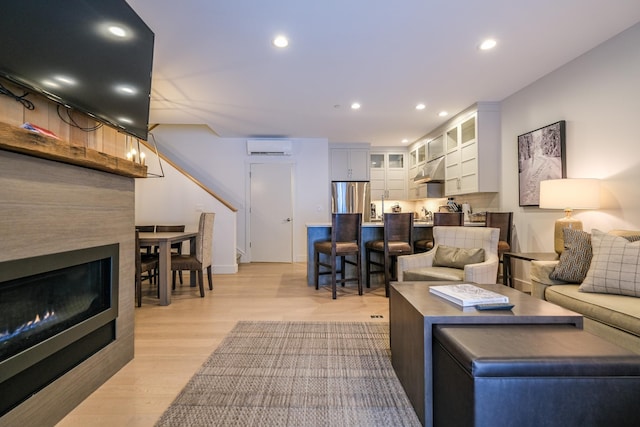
left=539, top=178, right=600, bottom=254
left=401, top=138, right=409, bottom=144
left=272, top=35, right=289, bottom=48
left=416, top=103, right=426, bottom=110
left=351, top=102, right=361, bottom=110
left=125, top=134, right=165, bottom=177
left=438, top=111, right=448, bottom=117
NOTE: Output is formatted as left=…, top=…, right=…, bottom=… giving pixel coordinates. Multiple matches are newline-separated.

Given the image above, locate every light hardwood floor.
left=56, top=263, right=390, bottom=426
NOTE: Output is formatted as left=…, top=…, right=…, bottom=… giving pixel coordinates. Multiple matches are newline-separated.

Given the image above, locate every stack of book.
left=429, top=284, right=509, bottom=307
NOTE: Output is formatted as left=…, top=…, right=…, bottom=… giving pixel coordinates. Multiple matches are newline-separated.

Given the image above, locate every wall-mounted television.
left=0, top=0, right=154, bottom=141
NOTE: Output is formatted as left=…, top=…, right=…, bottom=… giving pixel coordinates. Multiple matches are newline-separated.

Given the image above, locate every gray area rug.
left=155, top=321, right=421, bottom=426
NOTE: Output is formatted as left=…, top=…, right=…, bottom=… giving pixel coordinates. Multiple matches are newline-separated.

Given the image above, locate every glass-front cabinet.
left=445, top=114, right=477, bottom=195
left=371, top=151, right=407, bottom=200
left=408, top=102, right=500, bottom=198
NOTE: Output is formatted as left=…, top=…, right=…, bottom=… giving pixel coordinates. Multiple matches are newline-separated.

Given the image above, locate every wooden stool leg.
left=331, top=254, right=337, bottom=300
left=356, top=253, right=362, bottom=295
left=366, top=248, right=372, bottom=288
left=314, top=250, right=320, bottom=290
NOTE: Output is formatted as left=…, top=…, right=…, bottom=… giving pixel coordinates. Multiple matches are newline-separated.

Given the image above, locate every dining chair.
left=314, top=213, right=362, bottom=299
left=485, top=212, right=513, bottom=280
left=155, top=224, right=186, bottom=288
left=170, top=212, right=214, bottom=297
left=135, top=225, right=155, bottom=253
left=414, top=212, right=464, bottom=252
left=366, top=212, right=414, bottom=297
left=135, top=230, right=159, bottom=307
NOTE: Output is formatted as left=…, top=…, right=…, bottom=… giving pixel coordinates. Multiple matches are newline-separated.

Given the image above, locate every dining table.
left=138, top=231, right=198, bottom=305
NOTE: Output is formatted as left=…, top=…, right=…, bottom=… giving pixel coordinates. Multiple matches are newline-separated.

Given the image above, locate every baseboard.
left=213, top=263, right=238, bottom=274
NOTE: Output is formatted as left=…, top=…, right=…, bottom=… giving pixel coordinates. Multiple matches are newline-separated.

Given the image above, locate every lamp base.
left=554, top=216, right=583, bottom=254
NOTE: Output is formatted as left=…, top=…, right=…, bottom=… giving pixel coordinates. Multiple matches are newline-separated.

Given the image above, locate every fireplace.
left=0, top=244, right=119, bottom=416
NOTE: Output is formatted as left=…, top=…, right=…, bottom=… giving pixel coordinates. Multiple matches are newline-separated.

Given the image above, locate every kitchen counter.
left=306, top=221, right=485, bottom=228
left=306, top=220, right=486, bottom=286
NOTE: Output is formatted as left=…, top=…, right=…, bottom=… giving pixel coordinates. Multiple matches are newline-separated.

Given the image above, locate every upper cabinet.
left=444, top=103, right=500, bottom=196
left=445, top=114, right=476, bottom=195
left=370, top=151, right=407, bottom=200
left=330, top=147, right=370, bottom=181
left=408, top=102, right=500, bottom=197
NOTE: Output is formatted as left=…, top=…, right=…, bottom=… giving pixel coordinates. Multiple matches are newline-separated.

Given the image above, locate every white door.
left=250, top=163, right=293, bottom=262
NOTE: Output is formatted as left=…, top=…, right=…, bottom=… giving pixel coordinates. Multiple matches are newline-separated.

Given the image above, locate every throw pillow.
left=433, top=245, right=485, bottom=270
left=550, top=228, right=592, bottom=283
left=579, top=229, right=640, bottom=297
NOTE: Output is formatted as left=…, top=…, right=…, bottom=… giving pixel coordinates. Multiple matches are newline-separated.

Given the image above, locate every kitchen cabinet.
left=409, top=143, right=426, bottom=167
left=371, top=151, right=407, bottom=200
left=427, top=134, right=444, bottom=161
left=444, top=103, right=500, bottom=196
left=330, top=147, right=370, bottom=181
left=408, top=141, right=426, bottom=199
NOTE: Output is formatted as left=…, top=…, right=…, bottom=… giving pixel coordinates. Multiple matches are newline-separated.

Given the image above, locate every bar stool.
left=366, top=212, right=414, bottom=297
left=485, top=212, right=513, bottom=280
left=314, top=213, right=362, bottom=299
left=414, top=212, right=464, bottom=252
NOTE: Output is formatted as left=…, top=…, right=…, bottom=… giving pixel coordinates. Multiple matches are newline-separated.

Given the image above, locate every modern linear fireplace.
left=0, top=244, right=119, bottom=416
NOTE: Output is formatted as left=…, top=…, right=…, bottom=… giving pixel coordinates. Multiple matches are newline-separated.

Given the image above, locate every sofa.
left=531, top=229, right=640, bottom=354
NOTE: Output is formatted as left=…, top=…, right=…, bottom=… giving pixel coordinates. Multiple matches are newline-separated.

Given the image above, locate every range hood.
left=414, top=156, right=444, bottom=184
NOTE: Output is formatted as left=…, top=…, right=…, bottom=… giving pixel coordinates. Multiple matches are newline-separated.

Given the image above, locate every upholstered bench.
left=433, top=324, right=640, bottom=427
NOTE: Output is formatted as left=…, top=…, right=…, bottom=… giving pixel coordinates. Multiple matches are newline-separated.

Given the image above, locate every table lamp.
left=539, top=178, right=600, bottom=254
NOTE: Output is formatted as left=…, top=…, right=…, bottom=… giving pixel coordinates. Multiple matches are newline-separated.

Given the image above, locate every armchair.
left=397, top=226, right=500, bottom=284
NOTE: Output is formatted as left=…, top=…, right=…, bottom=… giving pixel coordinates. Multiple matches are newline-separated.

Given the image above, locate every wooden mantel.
left=0, top=121, right=147, bottom=178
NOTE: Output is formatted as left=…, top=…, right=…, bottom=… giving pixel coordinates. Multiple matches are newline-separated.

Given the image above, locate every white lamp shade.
left=539, top=179, right=600, bottom=210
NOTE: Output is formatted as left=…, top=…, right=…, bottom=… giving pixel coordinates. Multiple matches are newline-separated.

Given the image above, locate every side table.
left=502, top=252, right=558, bottom=288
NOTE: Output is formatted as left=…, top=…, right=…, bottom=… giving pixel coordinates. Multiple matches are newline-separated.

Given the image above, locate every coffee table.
left=389, top=281, right=583, bottom=426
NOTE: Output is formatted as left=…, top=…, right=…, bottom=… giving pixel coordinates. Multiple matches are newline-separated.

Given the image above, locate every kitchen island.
left=306, top=221, right=484, bottom=286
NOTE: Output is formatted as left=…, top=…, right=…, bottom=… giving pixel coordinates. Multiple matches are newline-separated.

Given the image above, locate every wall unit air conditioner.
left=247, top=139, right=292, bottom=156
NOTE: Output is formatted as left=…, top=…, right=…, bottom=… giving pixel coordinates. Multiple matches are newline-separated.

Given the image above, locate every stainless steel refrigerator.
left=331, top=181, right=370, bottom=222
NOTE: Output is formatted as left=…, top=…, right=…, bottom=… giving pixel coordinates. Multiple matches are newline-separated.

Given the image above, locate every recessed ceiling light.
left=415, top=103, right=426, bottom=110
left=351, top=102, right=361, bottom=110
left=479, top=38, right=497, bottom=50
left=273, top=35, right=289, bottom=48
left=438, top=111, right=449, bottom=117
left=401, top=139, right=410, bottom=144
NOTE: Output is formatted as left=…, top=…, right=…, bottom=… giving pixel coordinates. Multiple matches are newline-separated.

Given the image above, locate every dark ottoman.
left=433, top=324, right=640, bottom=427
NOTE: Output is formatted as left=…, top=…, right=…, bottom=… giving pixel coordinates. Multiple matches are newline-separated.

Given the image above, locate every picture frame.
left=517, top=120, right=566, bottom=206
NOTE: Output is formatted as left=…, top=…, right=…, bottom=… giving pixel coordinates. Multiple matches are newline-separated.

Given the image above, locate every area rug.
left=155, top=321, right=420, bottom=426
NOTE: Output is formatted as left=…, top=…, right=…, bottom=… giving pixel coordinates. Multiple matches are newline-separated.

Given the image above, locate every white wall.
left=135, top=147, right=238, bottom=273
left=500, top=22, right=640, bottom=254
left=138, top=125, right=330, bottom=264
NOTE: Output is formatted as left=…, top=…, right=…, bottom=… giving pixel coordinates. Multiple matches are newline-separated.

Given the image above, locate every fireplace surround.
left=0, top=244, right=119, bottom=415
left=0, top=148, right=134, bottom=426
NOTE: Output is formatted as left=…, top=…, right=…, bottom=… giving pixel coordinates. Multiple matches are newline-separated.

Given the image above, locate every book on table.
left=429, top=284, right=509, bottom=307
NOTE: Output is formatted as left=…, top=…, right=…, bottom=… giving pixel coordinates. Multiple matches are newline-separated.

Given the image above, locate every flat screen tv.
left=0, top=0, right=154, bottom=141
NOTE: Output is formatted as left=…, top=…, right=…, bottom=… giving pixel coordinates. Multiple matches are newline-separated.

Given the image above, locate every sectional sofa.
left=530, top=229, right=640, bottom=354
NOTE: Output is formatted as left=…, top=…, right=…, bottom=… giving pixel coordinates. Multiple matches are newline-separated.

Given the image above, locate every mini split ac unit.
left=246, top=139, right=292, bottom=156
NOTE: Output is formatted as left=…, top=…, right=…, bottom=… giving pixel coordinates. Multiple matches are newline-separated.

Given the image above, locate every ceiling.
left=128, top=1, right=640, bottom=146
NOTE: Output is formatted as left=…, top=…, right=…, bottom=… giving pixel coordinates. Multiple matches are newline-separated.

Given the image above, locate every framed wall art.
left=517, top=120, right=566, bottom=206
